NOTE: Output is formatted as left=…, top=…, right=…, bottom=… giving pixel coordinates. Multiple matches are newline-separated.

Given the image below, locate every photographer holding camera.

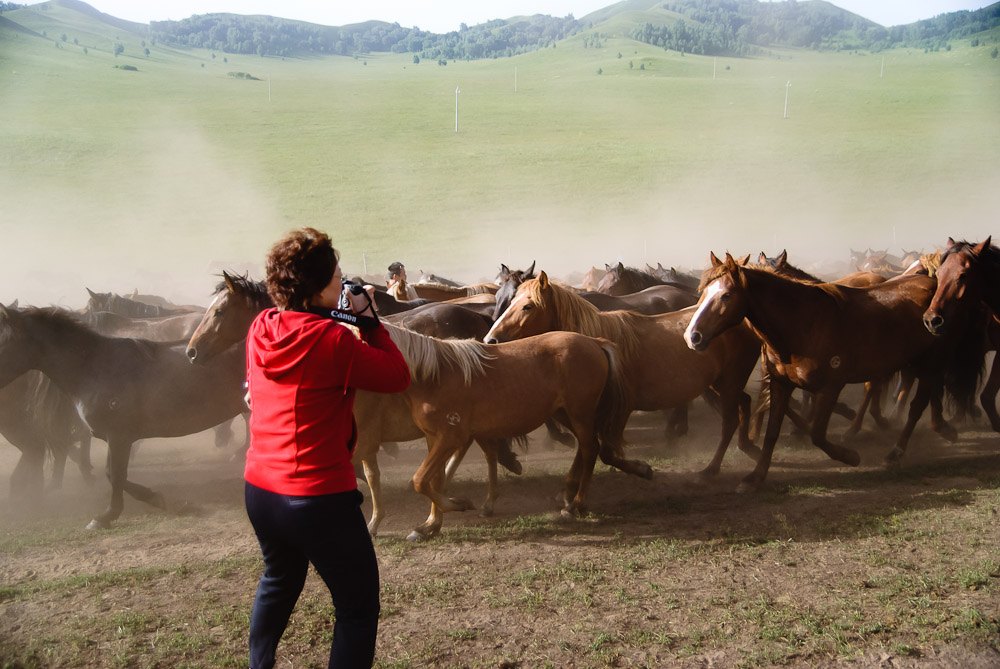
left=244, top=227, right=410, bottom=669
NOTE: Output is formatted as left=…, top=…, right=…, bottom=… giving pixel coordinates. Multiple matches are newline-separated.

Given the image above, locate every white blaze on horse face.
left=484, top=291, right=530, bottom=342
left=684, top=280, right=724, bottom=348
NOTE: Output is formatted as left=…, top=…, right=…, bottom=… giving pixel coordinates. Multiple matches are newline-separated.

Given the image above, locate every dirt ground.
left=1, top=389, right=999, bottom=668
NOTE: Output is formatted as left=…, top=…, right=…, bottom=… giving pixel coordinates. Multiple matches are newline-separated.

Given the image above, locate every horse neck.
left=739, top=268, right=827, bottom=354
left=974, top=252, right=1000, bottom=315
left=552, top=286, right=639, bottom=357
left=22, top=313, right=104, bottom=398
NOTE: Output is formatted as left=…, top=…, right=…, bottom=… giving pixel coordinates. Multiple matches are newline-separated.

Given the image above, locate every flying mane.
left=382, top=322, right=493, bottom=385
left=215, top=272, right=271, bottom=310
left=522, top=279, right=641, bottom=360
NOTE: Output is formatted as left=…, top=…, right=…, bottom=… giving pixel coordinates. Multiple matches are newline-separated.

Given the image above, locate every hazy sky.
left=75, top=1, right=991, bottom=33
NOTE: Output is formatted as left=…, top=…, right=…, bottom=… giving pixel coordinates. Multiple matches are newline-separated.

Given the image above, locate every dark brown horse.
left=684, top=253, right=982, bottom=491
left=485, top=272, right=763, bottom=478
left=924, top=237, right=1000, bottom=431
left=0, top=306, right=247, bottom=529
left=85, top=289, right=200, bottom=319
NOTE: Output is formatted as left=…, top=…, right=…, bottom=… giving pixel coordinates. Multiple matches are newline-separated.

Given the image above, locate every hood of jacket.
left=249, top=308, right=331, bottom=380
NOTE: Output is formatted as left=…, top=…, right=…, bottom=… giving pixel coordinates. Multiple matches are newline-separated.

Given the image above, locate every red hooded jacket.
left=244, top=308, right=410, bottom=496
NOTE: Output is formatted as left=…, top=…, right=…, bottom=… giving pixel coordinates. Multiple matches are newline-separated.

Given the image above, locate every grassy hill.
left=1, top=1, right=999, bottom=307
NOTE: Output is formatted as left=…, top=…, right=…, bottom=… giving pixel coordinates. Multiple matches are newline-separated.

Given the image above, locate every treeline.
left=633, top=0, right=1000, bottom=55
left=0, top=2, right=25, bottom=12
left=149, top=12, right=581, bottom=59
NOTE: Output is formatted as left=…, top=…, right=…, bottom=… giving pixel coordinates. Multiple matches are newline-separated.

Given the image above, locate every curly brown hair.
left=265, top=227, right=339, bottom=310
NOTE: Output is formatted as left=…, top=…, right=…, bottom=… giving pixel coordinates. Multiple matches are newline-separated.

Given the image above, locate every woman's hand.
left=346, top=285, right=377, bottom=317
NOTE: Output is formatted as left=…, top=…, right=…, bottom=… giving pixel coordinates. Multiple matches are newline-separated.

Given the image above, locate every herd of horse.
left=0, top=241, right=996, bottom=540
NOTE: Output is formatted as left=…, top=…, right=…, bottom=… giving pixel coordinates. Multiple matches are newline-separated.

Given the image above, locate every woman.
left=244, top=227, right=410, bottom=669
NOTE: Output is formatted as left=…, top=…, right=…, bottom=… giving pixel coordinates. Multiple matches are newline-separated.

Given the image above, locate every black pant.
left=245, top=482, right=380, bottom=669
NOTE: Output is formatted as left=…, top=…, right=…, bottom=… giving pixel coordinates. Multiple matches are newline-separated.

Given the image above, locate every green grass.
left=1, top=5, right=999, bottom=307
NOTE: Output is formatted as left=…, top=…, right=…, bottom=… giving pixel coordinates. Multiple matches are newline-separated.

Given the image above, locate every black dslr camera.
left=308, top=280, right=379, bottom=328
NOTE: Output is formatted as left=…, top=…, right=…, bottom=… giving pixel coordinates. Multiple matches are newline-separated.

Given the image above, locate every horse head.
left=492, top=261, right=536, bottom=321
left=187, top=272, right=267, bottom=364
left=924, top=236, right=991, bottom=335
left=485, top=271, right=557, bottom=344
left=685, top=252, right=749, bottom=351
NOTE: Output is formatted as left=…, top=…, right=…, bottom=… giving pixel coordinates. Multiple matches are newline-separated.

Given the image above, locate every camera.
left=338, top=280, right=367, bottom=311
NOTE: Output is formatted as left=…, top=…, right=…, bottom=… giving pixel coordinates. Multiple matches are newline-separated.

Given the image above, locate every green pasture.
left=1, top=3, right=998, bottom=306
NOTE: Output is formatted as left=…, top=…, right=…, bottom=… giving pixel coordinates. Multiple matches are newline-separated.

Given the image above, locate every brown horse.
left=684, top=253, right=982, bottom=491
left=924, top=237, right=1000, bottom=431
left=412, top=282, right=498, bottom=302
left=185, top=273, right=522, bottom=537
left=382, top=322, right=647, bottom=540
left=485, top=272, right=763, bottom=478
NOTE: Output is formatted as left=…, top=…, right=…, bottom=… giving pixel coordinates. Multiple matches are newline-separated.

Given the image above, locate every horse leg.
left=843, top=382, right=874, bottom=438
left=738, top=375, right=793, bottom=493
left=476, top=438, right=503, bottom=517
left=664, top=405, right=688, bottom=440
left=885, top=376, right=935, bottom=465
left=408, top=436, right=475, bottom=541
left=889, top=370, right=915, bottom=423
left=361, top=455, right=383, bottom=537
left=87, top=440, right=136, bottom=530
left=979, top=352, right=1000, bottom=432
left=562, top=428, right=602, bottom=518
left=544, top=418, right=575, bottom=448
left=735, top=390, right=761, bottom=460
left=698, top=389, right=743, bottom=478
left=444, top=441, right=473, bottom=485
left=9, top=446, right=45, bottom=500
left=806, top=388, right=861, bottom=466
left=48, top=440, right=68, bottom=491
left=927, top=385, right=958, bottom=442
left=213, top=419, right=234, bottom=449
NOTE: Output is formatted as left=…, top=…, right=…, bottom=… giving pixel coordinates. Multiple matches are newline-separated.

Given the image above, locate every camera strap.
left=307, top=306, right=380, bottom=329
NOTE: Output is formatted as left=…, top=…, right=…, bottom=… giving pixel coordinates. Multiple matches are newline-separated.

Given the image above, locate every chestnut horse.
left=382, top=321, right=647, bottom=539
left=684, top=253, right=982, bottom=491
left=485, top=272, right=763, bottom=478
left=924, top=237, right=1000, bottom=431
left=0, top=306, right=247, bottom=529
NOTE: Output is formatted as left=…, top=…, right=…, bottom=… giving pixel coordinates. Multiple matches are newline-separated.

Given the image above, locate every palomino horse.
left=684, top=253, right=982, bottom=491
left=185, top=273, right=522, bottom=537
left=485, top=272, right=763, bottom=477
left=924, top=237, right=1000, bottom=431
left=0, top=306, right=248, bottom=529
left=382, top=321, right=648, bottom=539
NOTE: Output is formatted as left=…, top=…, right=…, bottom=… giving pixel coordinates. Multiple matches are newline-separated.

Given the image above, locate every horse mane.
left=919, top=251, right=942, bottom=277
left=523, top=279, right=641, bottom=359
left=699, top=260, right=848, bottom=307
left=465, top=283, right=497, bottom=296
left=382, top=322, right=493, bottom=385
left=217, top=274, right=272, bottom=310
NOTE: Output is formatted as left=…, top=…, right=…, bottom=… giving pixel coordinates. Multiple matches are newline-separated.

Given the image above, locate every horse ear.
left=757, top=252, right=766, bottom=262
left=777, top=249, right=787, bottom=265
left=538, top=271, right=549, bottom=289
left=222, top=270, right=238, bottom=292
left=605, top=263, right=612, bottom=271
left=10, top=299, right=17, bottom=309
left=615, top=262, right=625, bottom=272
left=709, top=252, right=723, bottom=267
left=86, top=287, right=97, bottom=299
left=946, top=237, right=956, bottom=248
left=526, top=260, right=535, bottom=276
left=658, top=263, right=666, bottom=270
left=500, top=263, right=510, bottom=275
left=736, top=253, right=751, bottom=266
left=974, top=237, right=992, bottom=255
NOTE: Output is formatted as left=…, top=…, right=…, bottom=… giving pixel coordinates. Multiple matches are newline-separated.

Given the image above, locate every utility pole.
left=455, top=86, right=460, bottom=133
left=783, top=80, right=791, bottom=119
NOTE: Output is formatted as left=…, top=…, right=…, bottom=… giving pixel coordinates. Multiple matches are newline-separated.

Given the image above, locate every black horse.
left=0, top=306, right=247, bottom=529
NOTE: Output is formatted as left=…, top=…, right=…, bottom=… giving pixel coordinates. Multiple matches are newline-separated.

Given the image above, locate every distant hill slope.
left=3, top=0, right=998, bottom=60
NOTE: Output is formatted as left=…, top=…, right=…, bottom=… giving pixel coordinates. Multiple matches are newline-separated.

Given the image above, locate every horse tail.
left=943, top=307, right=988, bottom=415
left=594, top=338, right=631, bottom=460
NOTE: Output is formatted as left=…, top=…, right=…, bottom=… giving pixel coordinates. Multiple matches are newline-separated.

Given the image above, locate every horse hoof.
left=842, top=449, right=861, bottom=467
left=735, top=479, right=759, bottom=494
left=938, top=426, right=959, bottom=442
left=85, top=518, right=109, bottom=531
left=405, top=530, right=426, bottom=542
left=560, top=507, right=577, bottom=520
left=883, top=448, right=905, bottom=467
left=150, top=492, right=167, bottom=510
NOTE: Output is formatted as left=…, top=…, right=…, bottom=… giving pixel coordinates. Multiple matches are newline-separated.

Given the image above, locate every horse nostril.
left=689, top=331, right=702, bottom=346
left=485, top=338, right=498, bottom=345
left=186, top=347, right=197, bottom=363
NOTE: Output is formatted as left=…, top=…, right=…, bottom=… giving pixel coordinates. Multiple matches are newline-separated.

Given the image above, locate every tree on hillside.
left=113, top=41, right=124, bottom=57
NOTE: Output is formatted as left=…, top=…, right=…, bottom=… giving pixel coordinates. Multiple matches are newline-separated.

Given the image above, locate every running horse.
left=924, top=237, right=1000, bottom=431
left=382, top=321, right=648, bottom=539
left=0, top=306, right=248, bottom=529
left=485, top=272, right=763, bottom=477
left=684, top=253, right=982, bottom=491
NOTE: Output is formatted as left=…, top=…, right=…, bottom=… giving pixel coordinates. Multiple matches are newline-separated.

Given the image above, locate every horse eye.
left=523, top=304, right=534, bottom=311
